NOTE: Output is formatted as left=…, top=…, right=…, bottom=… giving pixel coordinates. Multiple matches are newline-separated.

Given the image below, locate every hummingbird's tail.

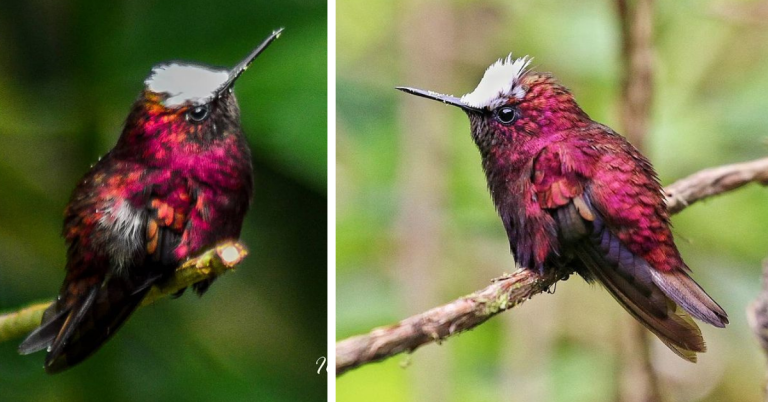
left=576, top=242, right=708, bottom=362
left=556, top=200, right=728, bottom=362
left=649, top=268, right=728, bottom=328
left=19, top=273, right=160, bottom=373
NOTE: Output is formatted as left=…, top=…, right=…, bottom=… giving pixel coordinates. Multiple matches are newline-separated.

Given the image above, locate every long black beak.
left=396, top=86, right=483, bottom=113
left=218, top=28, right=284, bottom=96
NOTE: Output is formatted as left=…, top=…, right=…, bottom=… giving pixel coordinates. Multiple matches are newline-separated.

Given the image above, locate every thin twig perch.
left=336, top=156, right=768, bottom=376
left=0, top=241, right=248, bottom=344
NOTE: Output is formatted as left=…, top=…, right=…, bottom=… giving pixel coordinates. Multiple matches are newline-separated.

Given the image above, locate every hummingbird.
left=18, top=28, right=283, bottom=373
left=398, top=55, right=728, bottom=362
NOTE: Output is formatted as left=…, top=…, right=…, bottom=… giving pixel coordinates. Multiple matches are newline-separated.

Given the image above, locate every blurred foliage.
left=0, top=1, right=326, bottom=401
left=337, top=0, right=768, bottom=401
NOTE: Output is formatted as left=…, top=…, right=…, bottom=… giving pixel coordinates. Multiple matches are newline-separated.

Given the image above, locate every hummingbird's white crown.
left=145, top=63, right=230, bottom=107
left=460, top=55, right=532, bottom=110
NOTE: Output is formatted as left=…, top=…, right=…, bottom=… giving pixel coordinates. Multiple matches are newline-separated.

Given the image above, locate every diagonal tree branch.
left=0, top=241, right=248, bottom=344
left=665, top=157, right=768, bottom=214
left=337, top=267, right=564, bottom=376
left=336, top=156, right=768, bottom=376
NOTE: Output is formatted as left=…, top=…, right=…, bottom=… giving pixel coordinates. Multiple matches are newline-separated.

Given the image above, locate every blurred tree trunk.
left=617, top=0, right=654, bottom=152
left=616, top=0, right=662, bottom=401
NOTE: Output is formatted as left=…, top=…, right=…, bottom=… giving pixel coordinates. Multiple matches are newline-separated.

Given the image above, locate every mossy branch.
left=336, top=156, right=768, bottom=376
left=336, top=268, right=564, bottom=376
left=0, top=241, right=248, bottom=344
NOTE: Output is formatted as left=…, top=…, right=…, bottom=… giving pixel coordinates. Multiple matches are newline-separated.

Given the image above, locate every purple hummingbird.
left=398, top=55, right=728, bottom=362
left=18, top=29, right=283, bottom=373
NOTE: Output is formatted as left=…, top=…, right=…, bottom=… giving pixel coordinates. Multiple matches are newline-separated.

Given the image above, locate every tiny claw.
left=545, top=282, right=558, bottom=294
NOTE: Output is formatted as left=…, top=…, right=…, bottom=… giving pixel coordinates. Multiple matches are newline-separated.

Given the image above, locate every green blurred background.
left=337, top=0, right=768, bottom=401
left=0, top=1, right=326, bottom=401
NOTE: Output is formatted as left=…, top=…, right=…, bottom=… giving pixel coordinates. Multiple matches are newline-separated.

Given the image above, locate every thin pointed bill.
left=217, top=28, right=284, bottom=96
left=396, top=86, right=483, bottom=113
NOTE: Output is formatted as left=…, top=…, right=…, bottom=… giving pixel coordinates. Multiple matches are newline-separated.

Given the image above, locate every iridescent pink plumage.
left=399, top=55, right=727, bottom=362
left=19, top=29, right=282, bottom=373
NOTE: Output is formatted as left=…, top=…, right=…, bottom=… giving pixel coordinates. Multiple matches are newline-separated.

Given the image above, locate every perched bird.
left=398, top=55, right=728, bottom=362
left=19, top=29, right=283, bottom=373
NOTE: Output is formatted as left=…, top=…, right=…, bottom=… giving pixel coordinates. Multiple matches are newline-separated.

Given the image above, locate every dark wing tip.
left=44, top=355, right=69, bottom=374
left=18, top=306, right=68, bottom=355
left=712, top=313, right=729, bottom=328
left=18, top=335, right=50, bottom=355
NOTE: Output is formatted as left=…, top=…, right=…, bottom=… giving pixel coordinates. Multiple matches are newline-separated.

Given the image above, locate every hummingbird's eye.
left=495, top=106, right=518, bottom=125
left=188, top=105, right=210, bottom=123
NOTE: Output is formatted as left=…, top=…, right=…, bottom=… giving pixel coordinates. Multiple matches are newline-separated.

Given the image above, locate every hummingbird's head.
left=115, top=29, right=283, bottom=160
left=398, top=55, right=589, bottom=154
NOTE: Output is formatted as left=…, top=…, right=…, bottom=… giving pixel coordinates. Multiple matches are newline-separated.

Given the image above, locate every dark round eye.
left=188, top=105, right=210, bottom=122
left=495, top=106, right=517, bottom=125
